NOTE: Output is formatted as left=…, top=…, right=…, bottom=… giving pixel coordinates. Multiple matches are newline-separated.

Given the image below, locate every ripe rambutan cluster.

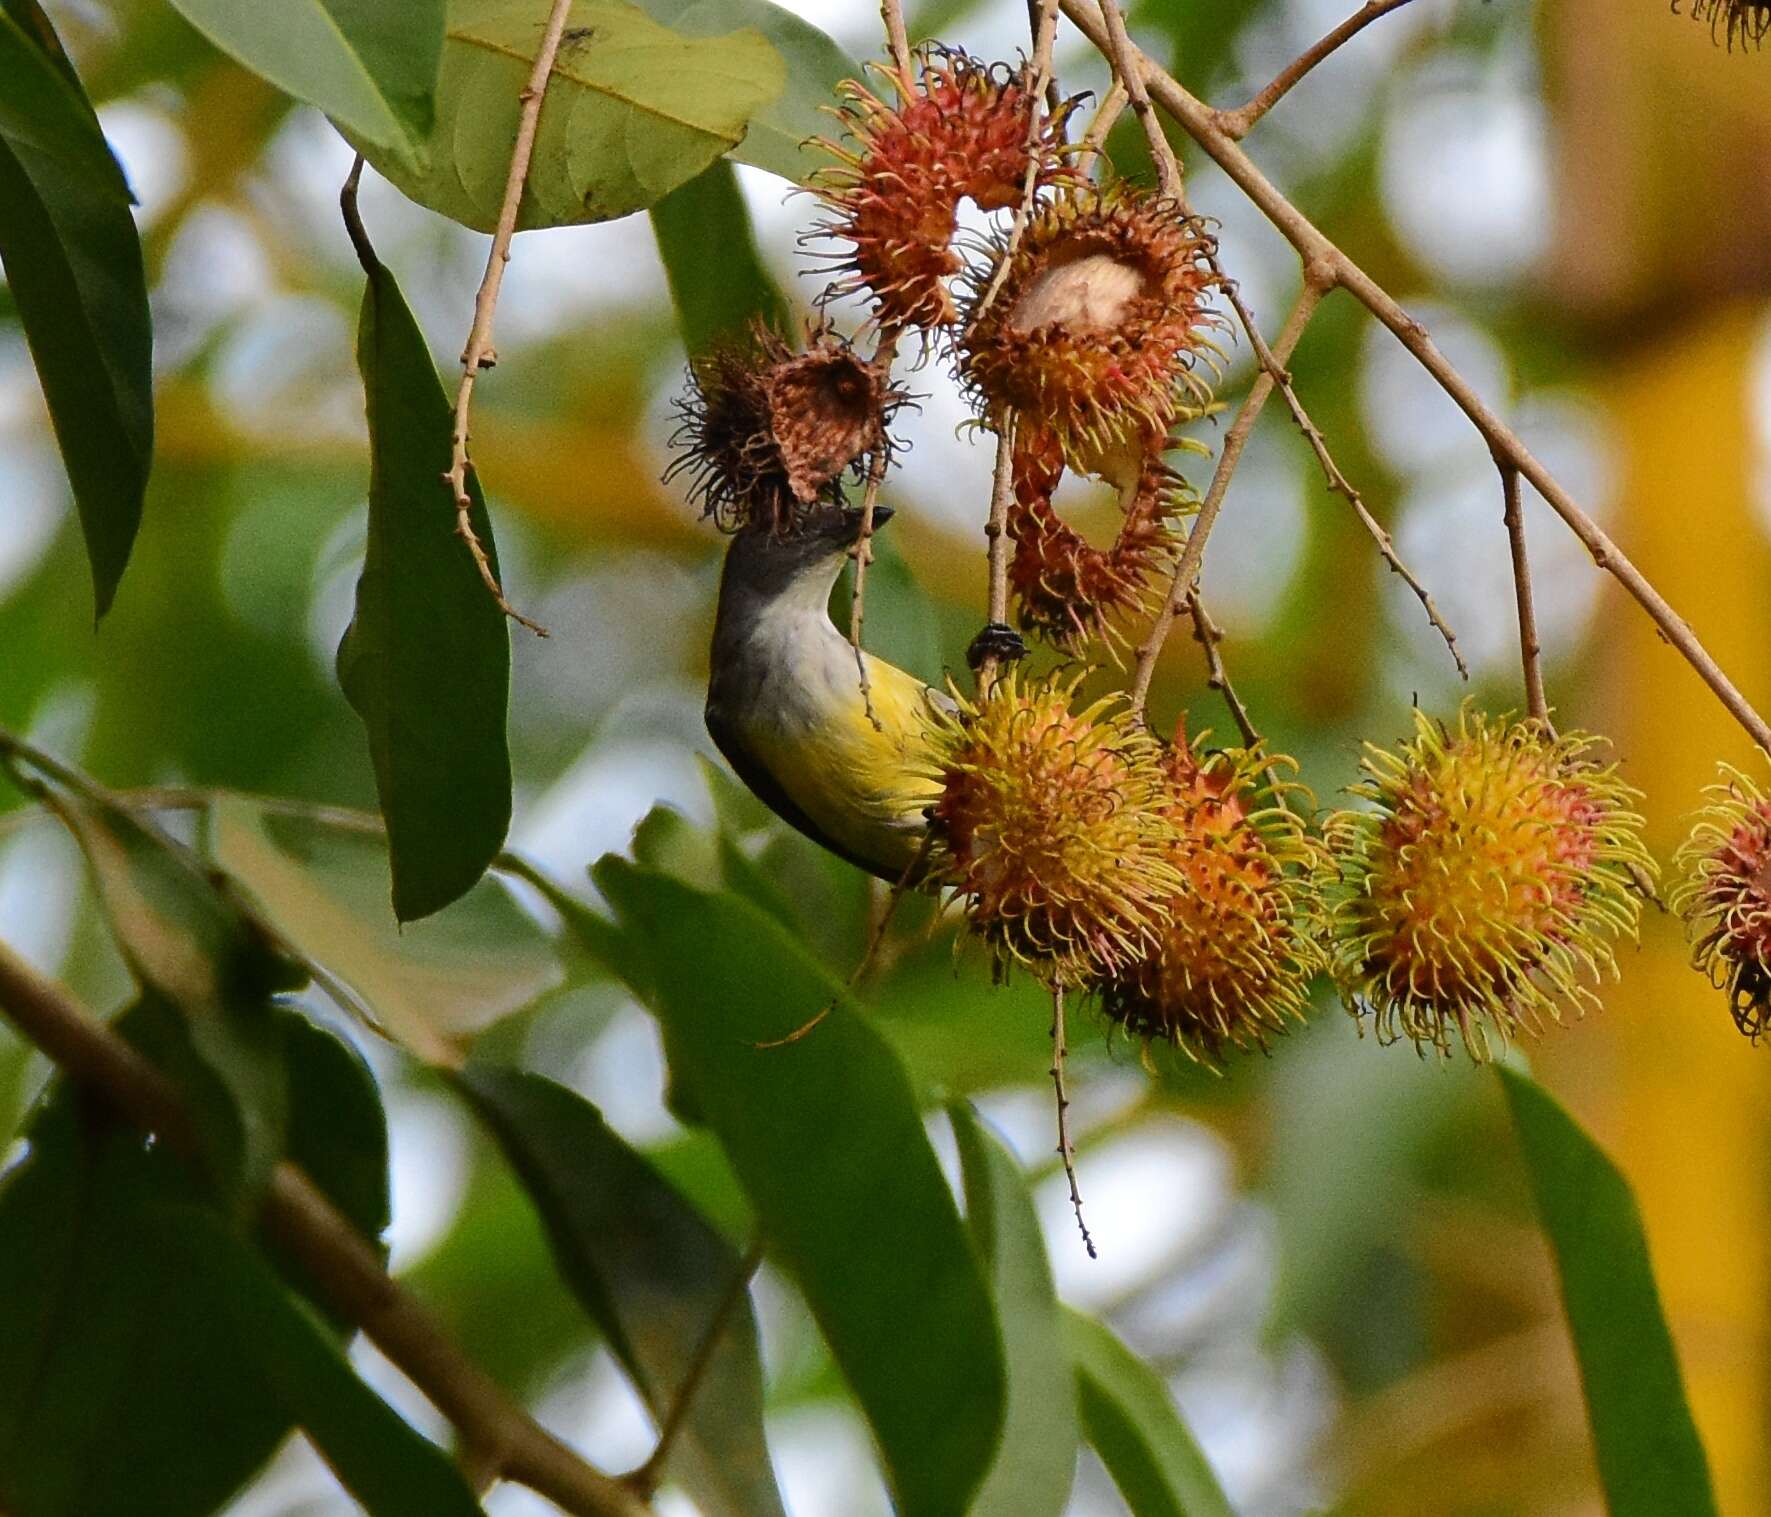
left=1319, top=708, right=1654, bottom=1063
left=667, top=324, right=901, bottom=533
left=1099, top=728, right=1323, bottom=1065
left=925, top=671, right=1183, bottom=984
left=812, top=47, right=1074, bottom=331
left=959, top=184, right=1221, bottom=481
left=1007, top=428, right=1192, bottom=652
left=1671, top=764, right=1771, bottom=1039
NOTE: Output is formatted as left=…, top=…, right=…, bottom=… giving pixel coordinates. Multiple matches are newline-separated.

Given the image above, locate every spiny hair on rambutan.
left=1681, top=0, right=1771, bottom=49
left=1318, top=706, right=1655, bottom=1064
left=1007, top=428, right=1192, bottom=655
left=959, top=183, right=1222, bottom=479
left=810, top=46, right=1076, bottom=332
left=924, top=670, right=1183, bottom=985
left=1099, top=726, right=1323, bottom=1066
left=1671, top=763, right=1771, bottom=1040
left=666, top=324, right=900, bottom=534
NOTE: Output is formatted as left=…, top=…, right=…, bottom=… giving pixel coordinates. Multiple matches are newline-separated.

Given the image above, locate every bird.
left=705, top=503, right=951, bottom=881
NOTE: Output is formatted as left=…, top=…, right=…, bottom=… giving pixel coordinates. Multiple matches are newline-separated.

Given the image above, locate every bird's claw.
left=966, top=622, right=1027, bottom=671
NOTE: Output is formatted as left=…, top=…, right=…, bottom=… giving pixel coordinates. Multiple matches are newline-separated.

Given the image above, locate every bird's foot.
left=966, top=622, right=1027, bottom=672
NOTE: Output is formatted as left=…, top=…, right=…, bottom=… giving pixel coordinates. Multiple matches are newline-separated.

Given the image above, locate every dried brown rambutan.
left=812, top=47, right=1073, bottom=332
left=1318, top=707, right=1654, bottom=1063
left=1007, top=428, right=1191, bottom=653
left=1671, top=764, right=1771, bottom=1039
left=667, top=325, right=898, bottom=533
left=960, top=184, right=1220, bottom=479
left=1100, top=730, right=1322, bottom=1065
left=1682, top=0, right=1771, bottom=49
left=924, top=670, right=1182, bottom=984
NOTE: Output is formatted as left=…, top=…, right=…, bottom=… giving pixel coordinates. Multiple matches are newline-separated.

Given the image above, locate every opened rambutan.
left=812, top=48, right=1073, bottom=332
left=1684, top=0, right=1770, bottom=49
left=1008, top=427, right=1190, bottom=653
left=1319, top=707, right=1654, bottom=1063
left=1671, top=764, right=1771, bottom=1039
left=1101, top=729, right=1322, bottom=1065
left=960, top=184, right=1220, bottom=478
left=667, top=325, right=898, bottom=533
left=926, top=671, right=1182, bottom=983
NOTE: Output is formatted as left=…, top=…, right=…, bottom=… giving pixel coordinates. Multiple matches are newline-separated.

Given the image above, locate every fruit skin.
left=1318, top=707, right=1655, bottom=1063
left=924, top=670, right=1183, bottom=986
left=1671, top=763, right=1771, bottom=1040
left=1006, top=428, right=1191, bottom=655
left=1686, top=0, right=1770, bottom=49
left=959, top=184, right=1220, bottom=479
left=811, top=47, right=1075, bottom=333
left=1099, top=729, right=1323, bottom=1066
left=667, top=326, right=897, bottom=534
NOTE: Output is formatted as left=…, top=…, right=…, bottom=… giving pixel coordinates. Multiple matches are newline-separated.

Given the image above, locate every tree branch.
left=440, top=0, right=581, bottom=638
left=1500, top=464, right=1549, bottom=723
left=1061, top=0, right=1771, bottom=754
left=0, top=938, right=650, bottom=1517
left=1213, top=0, right=1421, bottom=140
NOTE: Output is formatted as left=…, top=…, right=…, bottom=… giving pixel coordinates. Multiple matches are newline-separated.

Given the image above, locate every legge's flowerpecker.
left=705, top=504, right=951, bottom=881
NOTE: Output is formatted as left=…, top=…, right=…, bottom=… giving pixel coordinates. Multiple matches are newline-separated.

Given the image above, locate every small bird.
left=705, top=504, right=949, bottom=881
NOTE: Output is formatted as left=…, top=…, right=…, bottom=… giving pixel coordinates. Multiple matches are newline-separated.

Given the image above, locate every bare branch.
left=1185, top=592, right=1261, bottom=750
left=1077, top=76, right=1129, bottom=166
left=1096, top=0, right=1181, bottom=198
left=0, top=938, right=649, bottom=1517
left=1214, top=0, right=1421, bottom=140
left=1129, top=284, right=1325, bottom=719
left=1501, top=464, right=1549, bottom=723
left=1050, top=984, right=1095, bottom=1259
left=441, top=0, right=581, bottom=638
left=976, top=427, right=1019, bottom=695
left=881, top=0, right=914, bottom=83
left=1060, top=0, right=1771, bottom=754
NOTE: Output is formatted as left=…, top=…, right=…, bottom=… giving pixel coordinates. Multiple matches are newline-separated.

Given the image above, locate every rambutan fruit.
left=1684, top=0, right=1770, bottom=49
left=926, top=670, right=1182, bottom=984
left=1101, top=729, right=1323, bottom=1065
left=1319, top=707, right=1654, bottom=1063
left=1671, top=764, right=1771, bottom=1039
left=667, top=325, right=898, bottom=533
left=812, top=48, right=1073, bottom=332
left=959, top=185, right=1220, bottom=478
left=1007, top=427, right=1191, bottom=653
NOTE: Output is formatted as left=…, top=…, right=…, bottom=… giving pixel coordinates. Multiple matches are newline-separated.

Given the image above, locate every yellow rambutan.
left=959, top=184, right=1220, bottom=478
left=1683, top=0, right=1770, bottom=49
left=926, top=671, right=1182, bottom=983
left=1671, top=763, right=1771, bottom=1039
left=812, top=47, right=1074, bottom=332
left=1101, top=728, right=1323, bottom=1065
left=1319, top=707, right=1654, bottom=1063
left=1007, top=428, right=1191, bottom=654
left=666, top=325, right=899, bottom=533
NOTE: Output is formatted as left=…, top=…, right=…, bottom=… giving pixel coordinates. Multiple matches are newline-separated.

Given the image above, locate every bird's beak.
left=843, top=503, right=894, bottom=536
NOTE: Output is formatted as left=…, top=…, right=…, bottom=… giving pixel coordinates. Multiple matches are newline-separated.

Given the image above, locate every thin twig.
left=440, top=0, right=580, bottom=638
left=1061, top=0, right=1771, bottom=755
left=626, top=1239, right=766, bottom=1497
left=1214, top=0, right=1421, bottom=140
left=1077, top=76, right=1129, bottom=167
left=881, top=0, right=914, bottom=85
left=1097, top=0, right=1180, bottom=199
left=0, top=939, right=649, bottom=1517
left=849, top=329, right=903, bottom=730
left=1500, top=464, right=1549, bottom=724
left=976, top=426, right=1019, bottom=695
left=1129, top=283, right=1325, bottom=718
left=1185, top=593, right=1261, bottom=750
left=1050, top=984, right=1095, bottom=1258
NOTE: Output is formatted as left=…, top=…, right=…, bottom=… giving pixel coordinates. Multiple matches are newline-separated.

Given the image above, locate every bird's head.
left=719, top=502, right=896, bottom=604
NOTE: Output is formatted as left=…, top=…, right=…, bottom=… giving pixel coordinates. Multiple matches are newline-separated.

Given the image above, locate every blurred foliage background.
left=2, top=0, right=1769, bottom=1513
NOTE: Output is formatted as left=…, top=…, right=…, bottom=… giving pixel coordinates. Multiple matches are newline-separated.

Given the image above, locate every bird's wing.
left=704, top=700, right=900, bottom=882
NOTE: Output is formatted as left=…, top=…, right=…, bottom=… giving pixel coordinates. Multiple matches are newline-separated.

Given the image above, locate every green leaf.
left=157, top=1208, right=485, bottom=1517
left=0, top=1003, right=392, bottom=1517
left=1499, top=1067, right=1719, bottom=1517
left=594, top=859, right=1007, bottom=1517
left=649, top=158, right=788, bottom=355
left=352, top=0, right=784, bottom=233
left=207, top=797, right=563, bottom=1065
left=635, top=0, right=859, bottom=183
left=164, top=0, right=443, bottom=169
left=460, top=1068, right=786, bottom=1517
left=1064, top=1309, right=1233, bottom=1517
left=0, top=14, right=133, bottom=201
left=950, top=1103, right=1078, bottom=1517
left=0, top=3, right=151, bottom=619
left=338, top=242, right=513, bottom=922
